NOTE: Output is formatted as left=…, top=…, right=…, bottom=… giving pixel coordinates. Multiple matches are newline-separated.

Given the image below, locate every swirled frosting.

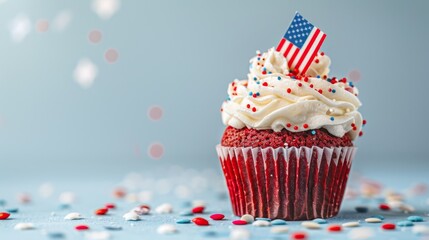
left=221, top=48, right=363, bottom=140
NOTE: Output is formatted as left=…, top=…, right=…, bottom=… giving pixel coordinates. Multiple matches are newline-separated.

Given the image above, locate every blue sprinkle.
left=249, top=92, right=253, bottom=96
left=349, top=82, right=354, bottom=87
left=256, top=81, right=260, bottom=84
left=327, top=78, right=332, bottom=82
left=311, top=130, right=316, bottom=135
left=257, top=58, right=260, bottom=61
left=46, top=232, right=65, bottom=239
left=397, top=221, right=414, bottom=227
left=271, top=219, right=287, bottom=225
left=256, top=92, right=260, bottom=96
left=202, top=231, right=217, bottom=237
left=268, top=71, right=272, bottom=74
left=277, top=76, right=281, bottom=80
left=6, top=208, right=18, bottom=213
left=263, top=67, right=266, bottom=71
left=255, top=217, right=271, bottom=222
left=226, top=97, right=231, bottom=101
left=176, top=218, right=192, bottom=224
left=317, top=75, right=320, bottom=78
left=332, top=89, right=336, bottom=93
left=355, top=206, right=368, bottom=213
left=407, top=216, right=424, bottom=222
left=371, top=215, right=385, bottom=220
left=104, top=226, right=122, bottom=231
left=313, top=218, right=327, bottom=224
left=330, top=117, right=335, bottom=121
left=179, top=210, right=193, bottom=216
left=253, top=77, right=257, bottom=81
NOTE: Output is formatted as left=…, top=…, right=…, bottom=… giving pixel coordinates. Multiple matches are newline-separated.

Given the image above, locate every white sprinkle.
left=230, top=228, right=251, bottom=240
left=342, top=221, right=360, bottom=227
left=155, top=203, right=173, bottom=214
left=271, top=226, right=289, bottom=234
left=122, top=211, right=140, bottom=221
left=412, top=225, right=429, bottom=235
left=365, top=217, right=382, bottom=223
left=132, top=206, right=150, bottom=215
left=156, top=224, right=177, bottom=234
left=348, top=227, right=374, bottom=239
left=14, top=223, right=35, bottom=230
left=301, top=221, right=321, bottom=229
left=252, top=220, right=271, bottom=227
left=240, top=214, right=254, bottom=223
left=399, top=203, right=415, bottom=213
left=64, top=212, right=83, bottom=220
left=59, top=191, right=76, bottom=204
left=387, top=200, right=403, bottom=209
left=85, top=231, right=111, bottom=240
left=192, top=200, right=206, bottom=208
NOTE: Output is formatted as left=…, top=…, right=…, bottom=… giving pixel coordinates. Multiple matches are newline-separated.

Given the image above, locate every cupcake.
left=216, top=48, right=364, bottom=220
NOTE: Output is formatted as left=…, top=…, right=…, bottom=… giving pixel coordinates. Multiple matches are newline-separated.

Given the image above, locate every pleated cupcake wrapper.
left=216, top=145, right=357, bottom=220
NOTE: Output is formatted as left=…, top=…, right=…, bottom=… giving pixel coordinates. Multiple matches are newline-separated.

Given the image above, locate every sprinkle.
left=332, top=89, right=336, bottom=93
left=105, top=203, right=116, bottom=209
left=255, top=217, right=271, bottom=222
left=155, top=203, right=173, bottom=214
left=0, top=212, right=10, bottom=220
left=210, top=213, right=225, bottom=220
left=315, top=59, right=319, bottom=63
left=312, top=218, right=327, bottom=224
left=412, top=225, right=429, bottom=235
left=363, top=119, right=367, bottom=125
left=157, top=224, right=177, bottom=234
left=95, top=208, right=108, bottom=215
left=230, top=228, right=251, bottom=240
left=84, top=231, right=110, bottom=240
left=359, top=131, right=364, bottom=137
left=246, top=104, right=250, bottom=108
left=240, top=214, right=254, bottom=223
left=277, top=76, right=281, bottom=80
left=112, top=188, right=126, bottom=199
left=309, top=84, right=314, bottom=88
left=0, top=199, right=5, bottom=206
left=371, top=215, right=385, bottom=220
left=271, top=219, right=287, bottom=225
left=355, top=206, right=368, bottom=213
left=14, top=223, right=35, bottom=230
left=262, top=71, right=267, bottom=75
left=104, top=226, right=122, bottom=231
left=248, top=92, right=253, bottom=96
left=348, top=228, right=374, bottom=240
left=317, top=75, right=320, bottom=78
left=397, top=221, right=414, bottom=227
left=132, top=205, right=150, bottom=215
left=301, top=221, right=321, bottom=229
left=232, top=220, right=247, bottom=225
left=271, top=226, right=289, bottom=234
left=287, top=88, right=292, bottom=93
left=252, top=107, right=256, bottom=112
left=262, top=82, right=268, bottom=86
left=342, top=221, right=360, bottom=227
left=311, top=130, right=316, bottom=135
left=122, top=211, right=140, bottom=221
left=407, top=216, right=424, bottom=222
left=293, top=126, right=298, bottom=130
left=304, top=77, right=309, bottom=82
left=5, top=208, right=18, bottom=213
left=381, top=223, right=396, bottom=230
left=328, top=88, right=332, bottom=92
left=256, top=92, right=260, bottom=96
left=179, top=210, right=193, bottom=216
left=176, top=218, right=191, bottom=224
left=379, top=203, right=390, bottom=211
left=45, top=231, right=65, bottom=238
left=64, top=212, right=83, bottom=220
left=321, top=52, right=325, bottom=56
left=75, top=225, right=90, bottom=231
left=327, top=224, right=342, bottom=232
left=291, top=232, right=307, bottom=239
left=192, top=206, right=205, bottom=214
left=286, top=123, right=292, bottom=128
left=318, top=89, right=323, bottom=94
left=252, top=220, right=271, bottom=227
left=330, top=117, right=334, bottom=121
left=303, top=123, right=309, bottom=129
left=298, top=82, right=303, bottom=87
left=253, top=77, right=257, bottom=81
left=256, top=81, right=260, bottom=84
left=365, top=217, right=382, bottom=223
left=192, top=217, right=209, bottom=226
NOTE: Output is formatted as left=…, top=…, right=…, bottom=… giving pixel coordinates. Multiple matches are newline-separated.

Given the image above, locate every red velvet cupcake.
left=217, top=48, right=364, bottom=220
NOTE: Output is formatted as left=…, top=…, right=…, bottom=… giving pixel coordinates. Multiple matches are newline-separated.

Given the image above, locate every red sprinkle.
left=321, top=52, right=325, bottom=56
left=286, top=123, right=292, bottom=128
left=192, top=217, right=209, bottom=226
left=0, top=212, right=10, bottom=220
left=315, top=59, right=319, bottom=63
left=327, top=225, right=342, bottom=232
left=75, top=225, right=90, bottom=231
left=303, top=124, right=309, bottom=129
left=246, top=104, right=251, bottom=109
left=353, top=126, right=357, bottom=131
left=379, top=203, right=390, bottom=211
left=381, top=223, right=396, bottom=230
left=328, top=88, right=332, bottom=92
left=304, top=77, right=309, bottom=82
left=253, top=93, right=257, bottom=98
left=95, top=208, right=108, bottom=215
left=293, top=126, right=298, bottom=130
left=232, top=220, right=247, bottom=225
left=363, top=119, right=367, bottom=125
left=291, top=232, right=307, bottom=239
left=287, top=88, right=292, bottom=93
left=297, top=82, right=303, bottom=87
left=252, top=107, right=256, bottom=112
left=262, top=71, right=267, bottom=75
left=192, top=206, right=205, bottom=214
left=262, top=82, right=268, bottom=87
left=210, top=213, right=225, bottom=220
left=318, top=89, right=323, bottom=94
left=309, top=84, right=314, bottom=88
left=359, top=131, right=364, bottom=137
left=105, top=203, right=116, bottom=209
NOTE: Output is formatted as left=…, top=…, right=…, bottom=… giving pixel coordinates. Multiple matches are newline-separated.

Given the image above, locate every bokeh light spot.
left=148, top=143, right=164, bottom=160
left=74, top=58, right=98, bottom=89
left=348, top=69, right=361, bottom=82
left=9, top=14, right=31, bottom=42
left=88, top=30, right=102, bottom=44
left=92, top=0, right=121, bottom=20
left=53, top=10, right=72, bottom=31
left=36, top=19, right=49, bottom=32
left=148, top=106, right=163, bottom=121
left=104, top=48, right=119, bottom=63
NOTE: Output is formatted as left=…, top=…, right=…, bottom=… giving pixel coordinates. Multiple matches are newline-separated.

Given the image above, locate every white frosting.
left=221, top=48, right=363, bottom=140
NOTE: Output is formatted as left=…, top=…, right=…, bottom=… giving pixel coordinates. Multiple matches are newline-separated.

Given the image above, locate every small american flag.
left=276, top=12, right=326, bottom=75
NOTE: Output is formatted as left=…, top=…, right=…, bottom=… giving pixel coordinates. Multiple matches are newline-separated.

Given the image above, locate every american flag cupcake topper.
left=276, top=12, right=327, bottom=75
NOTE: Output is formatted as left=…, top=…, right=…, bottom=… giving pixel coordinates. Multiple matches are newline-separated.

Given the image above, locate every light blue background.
left=1, top=0, right=428, bottom=181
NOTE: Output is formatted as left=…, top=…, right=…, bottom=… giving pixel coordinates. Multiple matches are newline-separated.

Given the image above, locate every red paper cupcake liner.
left=216, top=145, right=356, bottom=220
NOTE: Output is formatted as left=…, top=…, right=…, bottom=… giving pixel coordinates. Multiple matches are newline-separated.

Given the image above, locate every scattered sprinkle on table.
left=192, top=217, right=209, bottom=226
left=312, top=218, right=327, bottom=224
left=342, top=221, right=360, bottom=227
left=252, top=220, right=271, bottom=227
left=122, top=211, right=140, bottom=221
left=327, top=224, right=342, bottom=232
left=157, top=224, right=177, bottom=234
left=105, top=203, right=116, bottom=209
left=271, top=219, right=287, bottom=225
left=379, top=203, right=390, bottom=211
left=412, top=225, right=429, bottom=235
left=232, top=220, right=247, bottom=225
left=407, top=215, right=424, bottom=222
left=355, top=206, right=368, bottom=213
left=14, top=223, right=35, bottom=230
left=397, top=220, right=414, bottom=227
left=348, top=227, right=374, bottom=239
left=230, top=228, right=251, bottom=240
left=210, top=213, right=225, bottom=220
left=0, top=212, right=10, bottom=220
left=192, top=206, right=205, bottom=214
left=5, top=208, right=18, bottom=213
left=365, top=217, right=382, bottom=223
left=104, top=225, right=122, bottom=231
left=95, top=208, right=108, bottom=215
left=271, top=226, right=289, bottom=234
left=291, top=231, right=307, bottom=239
left=64, top=212, right=82, bottom=220
left=381, top=223, right=396, bottom=230
left=75, top=225, right=90, bottom=231
left=240, top=214, right=254, bottom=223
left=302, top=221, right=321, bottom=229
left=176, top=218, right=191, bottom=224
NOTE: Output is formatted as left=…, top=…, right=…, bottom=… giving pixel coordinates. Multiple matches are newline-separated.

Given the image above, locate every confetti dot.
left=148, top=143, right=164, bottom=160
left=104, top=48, right=119, bottom=63
left=88, top=30, right=102, bottom=44
left=348, top=70, right=361, bottom=82
left=73, top=58, right=98, bottom=89
left=36, top=19, right=49, bottom=32
left=148, top=106, right=163, bottom=121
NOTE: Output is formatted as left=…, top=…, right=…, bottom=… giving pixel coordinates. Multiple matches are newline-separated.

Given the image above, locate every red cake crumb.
left=221, top=126, right=353, bottom=148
